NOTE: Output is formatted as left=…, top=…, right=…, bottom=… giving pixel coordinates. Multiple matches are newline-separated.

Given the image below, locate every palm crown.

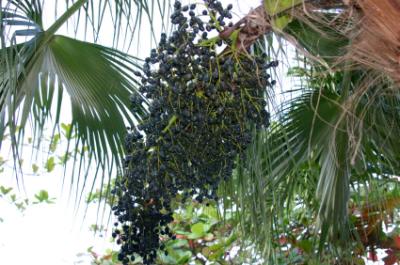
left=1, top=0, right=400, bottom=263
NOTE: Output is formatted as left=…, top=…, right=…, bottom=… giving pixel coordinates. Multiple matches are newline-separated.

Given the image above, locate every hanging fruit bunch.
left=112, top=1, right=277, bottom=264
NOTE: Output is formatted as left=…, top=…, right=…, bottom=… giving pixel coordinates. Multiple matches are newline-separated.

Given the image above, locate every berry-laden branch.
left=111, top=1, right=278, bottom=264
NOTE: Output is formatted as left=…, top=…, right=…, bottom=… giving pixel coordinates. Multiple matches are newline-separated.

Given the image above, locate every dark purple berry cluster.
left=112, top=1, right=277, bottom=264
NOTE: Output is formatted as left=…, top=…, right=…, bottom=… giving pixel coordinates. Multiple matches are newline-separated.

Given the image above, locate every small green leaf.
left=175, top=250, right=192, bottom=264
left=191, top=222, right=205, bottom=235
left=272, top=15, right=293, bottom=31
left=111, top=252, right=119, bottom=263
left=49, top=134, right=60, bottom=152
left=208, top=248, right=225, bottom=261
left=183, top=203, right=194, bottom=220
left=203, top=233, right=215, bottom=241
left=35, top=190, right=49, bottom=201
left=190, top=222, right=211, bottom=238
left=187, top=233, right=203, bottom=240
left=197, top=36, right=219, bottom=47
left=201, top=205, right=219, bottom=222
left=61, top=123, right=72, bottom=137
left=175, top=230, right=191, bottom=236
left=159, top=251, right=179, bottom=264
left=208, top=242, right=224, bottom=252
left=166, top=239, right=189, bottom=249
left=45, top=157, right=55, bottom=172
left=32, top=164, right=39, bottom=174
left=33, top=190, right=55, bottom=204
left=15, top=202, right=26, bottom=211
left=229, top=29, right=241, bottom=50
left=0, top=186, right=13, bottom=195
left=162, top=115, right=178, bottom=133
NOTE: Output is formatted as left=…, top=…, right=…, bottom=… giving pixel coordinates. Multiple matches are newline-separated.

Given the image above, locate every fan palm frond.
left=0, top=1, right=159, bottom=203
left=230, top=63, right=400, bottom=257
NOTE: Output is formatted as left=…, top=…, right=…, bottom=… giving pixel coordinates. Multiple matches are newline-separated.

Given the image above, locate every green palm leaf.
left=275, top=88, right=351, bottom=235
left=1, top=31, right=147, bottom=183
left=231, top=61, right=400, bottom=257
left=1, top=1, right=154, bottom=204
left=231, top=88, right=352, bottom=259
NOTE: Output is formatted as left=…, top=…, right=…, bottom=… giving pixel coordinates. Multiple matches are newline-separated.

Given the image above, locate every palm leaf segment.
left=0, top=1, right=149, bottom=187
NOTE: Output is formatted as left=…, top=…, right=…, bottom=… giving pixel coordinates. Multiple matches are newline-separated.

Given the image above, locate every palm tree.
left=2, top=0, right=400, bottom=263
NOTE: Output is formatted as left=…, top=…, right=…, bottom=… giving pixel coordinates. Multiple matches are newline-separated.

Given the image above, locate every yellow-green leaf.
left=45, top=157, right=55, bottom=172
left=32, top=164, right=39, bottom=174
left=49, top=134, right=60, bottom=153
left=264, top=0, right=303, bottom=16
left=272, top=15, right=293, bottom=31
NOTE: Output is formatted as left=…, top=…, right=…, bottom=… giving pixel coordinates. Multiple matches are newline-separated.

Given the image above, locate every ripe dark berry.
left=174, top=1, right=181, bottom=9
